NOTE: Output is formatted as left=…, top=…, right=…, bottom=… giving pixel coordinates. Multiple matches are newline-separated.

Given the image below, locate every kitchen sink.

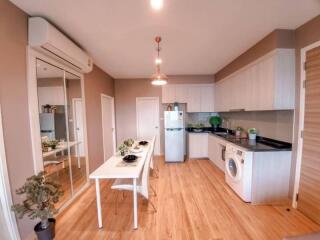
left=214, top=132, right=237, bottom=139
left=215, top=132, right=228, bottom=136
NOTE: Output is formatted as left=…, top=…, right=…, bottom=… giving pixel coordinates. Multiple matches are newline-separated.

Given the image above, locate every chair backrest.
left=139, top=136, right=155, bottom=199
left=150, top=137, right=156, bottom=169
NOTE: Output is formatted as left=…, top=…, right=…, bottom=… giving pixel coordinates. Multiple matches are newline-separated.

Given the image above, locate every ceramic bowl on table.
left=131, top=146, right=143, bottom=153
left=123, top=155, right=138, bottom=163
left=139, top=141, right=148, bottom=146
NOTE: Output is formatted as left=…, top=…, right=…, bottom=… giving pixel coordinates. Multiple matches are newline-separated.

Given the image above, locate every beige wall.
left=289, top=15, right=320, bottom=197
left=84, top=65, right=114, bottom=172
left=219, top=111, right=294, bottom=142
left=0, top=2, right=115, bottom=238
left=0, top=0, right=36, bottom=238
left=214, top=29, right=295, bottom=81
left=114, top=75, right=214, bottom=154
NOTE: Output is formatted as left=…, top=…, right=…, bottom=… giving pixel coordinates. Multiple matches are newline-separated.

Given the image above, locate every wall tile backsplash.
left=186, top=112, right=218, bottom=127
left=219, top=110, right=294, bottom=142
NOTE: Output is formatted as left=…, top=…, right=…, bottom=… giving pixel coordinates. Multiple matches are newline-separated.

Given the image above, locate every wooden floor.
left=45, top=156, right=87, bottom=208
left=56, top=157, right=320, bottom=240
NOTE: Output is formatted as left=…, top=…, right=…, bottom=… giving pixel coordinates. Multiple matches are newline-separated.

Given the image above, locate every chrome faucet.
left=223, top=118, right=230, bottom=134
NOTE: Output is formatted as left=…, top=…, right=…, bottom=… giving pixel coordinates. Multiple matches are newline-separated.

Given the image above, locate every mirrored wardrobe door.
left=65, top=72, right=87, bottom=193
left=36, top=59, right=72, bottom=208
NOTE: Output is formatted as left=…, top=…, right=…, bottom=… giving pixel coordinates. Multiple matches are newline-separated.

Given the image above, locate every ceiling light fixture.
left=150, top=0, right=163, bottom=10
left=155, top=57, right=162, bottom=64
left=151, top=36, right=168, bottom=86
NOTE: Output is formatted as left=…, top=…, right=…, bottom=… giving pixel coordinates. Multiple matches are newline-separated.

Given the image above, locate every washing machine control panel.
left=236, top=150, right=243, bottom=156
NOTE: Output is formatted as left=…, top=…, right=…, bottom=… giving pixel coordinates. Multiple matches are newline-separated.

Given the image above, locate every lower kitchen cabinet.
left=208, top=134, right=225, bottom=171
left=188, top=133, right=208, bottom=158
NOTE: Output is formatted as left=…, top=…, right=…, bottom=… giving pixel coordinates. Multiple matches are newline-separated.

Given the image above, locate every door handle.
left=155, top=126, right=159, bottom=129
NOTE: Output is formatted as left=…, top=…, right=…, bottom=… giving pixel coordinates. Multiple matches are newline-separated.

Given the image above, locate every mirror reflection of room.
left=36, top=59, right=71, bottom=208
left=65, top=72, right=87, bottom=193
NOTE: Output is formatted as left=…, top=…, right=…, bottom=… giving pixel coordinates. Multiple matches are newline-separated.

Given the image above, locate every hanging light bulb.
left=150, top=36, right=168, bottom=86
left=150, top=0, right=163, bottom=10
left=155, top=57, right=162, bottom=65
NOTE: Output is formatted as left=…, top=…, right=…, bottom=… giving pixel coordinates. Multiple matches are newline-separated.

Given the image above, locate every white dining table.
left=42, top=141, right=82, bottom=168
left=89, top=141, right=151, bottom=229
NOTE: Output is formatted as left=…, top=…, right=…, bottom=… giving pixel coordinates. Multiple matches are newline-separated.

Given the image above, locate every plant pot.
left=249, top=133, right=256, bottom=140
left=211, top=124, right=219, bottom=130
left=34, top=218, right=56, bottom=240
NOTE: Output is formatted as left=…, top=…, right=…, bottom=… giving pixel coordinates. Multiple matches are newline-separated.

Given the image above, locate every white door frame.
left=0, top=105, right=21, bottom=240
left=136, top=97, right=161, bottom=155
left=101, top=94, right=116, bottom=161
left=292, top=40, right=320, bottom=208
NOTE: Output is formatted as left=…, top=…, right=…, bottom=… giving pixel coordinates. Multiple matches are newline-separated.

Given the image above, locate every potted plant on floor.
left=11, top=171, right=63, bottom=240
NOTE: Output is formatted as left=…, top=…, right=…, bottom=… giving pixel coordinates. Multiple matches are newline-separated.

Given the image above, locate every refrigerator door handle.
left=166, top=128, right=184, bottom=131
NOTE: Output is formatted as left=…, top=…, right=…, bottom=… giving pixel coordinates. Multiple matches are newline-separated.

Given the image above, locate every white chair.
left=150, top=148, right=159, bottom=178
left=111, top=137, right=157, bottom=214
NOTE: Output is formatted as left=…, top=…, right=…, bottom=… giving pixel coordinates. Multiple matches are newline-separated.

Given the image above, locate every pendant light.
left=151, top=36, right=168, bottom=86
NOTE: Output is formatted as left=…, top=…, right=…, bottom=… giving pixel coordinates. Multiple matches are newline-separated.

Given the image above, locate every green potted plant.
left=209, top=116, right=222, bottom=130
left=118, top=143, right=129, bottom=156
left=248, top=128, right=257, bottom=140
left=123, top=138, right=134, bottom=147
left=11, top=172, right=63, bottom=240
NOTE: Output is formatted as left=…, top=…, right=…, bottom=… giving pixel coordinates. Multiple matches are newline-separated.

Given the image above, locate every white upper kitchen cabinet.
left=162, top=85, right=176, bottom=103
left=187, top=85, right=202, bottom=112
left=214, top=48, right=295, bottom=112
left=186, top=84, right=215, bottom=112
left=200, top=85, right=215, bottom=112
left=161, top=84, right=189, bottom=103
left=175, top=84, right=189, bottom=103
left=162, top=84, right=215, bottom=112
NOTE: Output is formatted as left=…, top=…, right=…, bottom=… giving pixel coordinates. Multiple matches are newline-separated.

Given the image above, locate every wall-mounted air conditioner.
left=28, top=17, right=93, bottom=73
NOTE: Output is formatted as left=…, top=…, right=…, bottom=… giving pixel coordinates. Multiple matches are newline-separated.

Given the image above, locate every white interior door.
left=73, top=99, right=84, bottom=156
left=0, top=106, right=20, bottom=240
left=101, top=95, right=116, bottom=162
left=136, top=97, right=160, bottom=155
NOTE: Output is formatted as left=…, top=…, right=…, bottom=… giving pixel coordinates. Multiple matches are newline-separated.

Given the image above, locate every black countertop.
left=186, top=127, right=292, bottom=152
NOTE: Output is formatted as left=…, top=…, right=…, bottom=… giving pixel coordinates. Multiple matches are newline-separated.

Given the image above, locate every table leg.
left=95, top=179, right=103, bottom=228
left=133, top=178, right=138, bottom=229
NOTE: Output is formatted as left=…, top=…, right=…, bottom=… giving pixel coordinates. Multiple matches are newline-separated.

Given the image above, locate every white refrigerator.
left=164, top=111, right=185, bottom=162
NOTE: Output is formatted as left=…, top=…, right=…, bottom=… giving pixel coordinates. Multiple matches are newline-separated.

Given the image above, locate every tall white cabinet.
left=214, top=48, right=295, bottom=112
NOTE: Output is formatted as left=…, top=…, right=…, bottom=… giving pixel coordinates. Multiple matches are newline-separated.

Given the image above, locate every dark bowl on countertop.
left=123, top=155, right=138, bottom=163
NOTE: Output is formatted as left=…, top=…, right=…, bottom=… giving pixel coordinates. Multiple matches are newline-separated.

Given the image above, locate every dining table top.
left=42, top=141, right=80, bottom=158
left=89, top=140, right=151, bottom=180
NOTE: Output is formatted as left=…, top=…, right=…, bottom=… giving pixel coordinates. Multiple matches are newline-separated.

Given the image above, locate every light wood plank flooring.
left=56, top=157, right=320, bottom=240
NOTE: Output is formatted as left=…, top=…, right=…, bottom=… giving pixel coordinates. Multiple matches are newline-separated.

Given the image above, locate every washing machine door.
left=226, top=156, right=242, bottom=182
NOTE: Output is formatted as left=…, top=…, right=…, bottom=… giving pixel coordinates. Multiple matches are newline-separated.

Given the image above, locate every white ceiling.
left=11, top=0, right=320, bottom=79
